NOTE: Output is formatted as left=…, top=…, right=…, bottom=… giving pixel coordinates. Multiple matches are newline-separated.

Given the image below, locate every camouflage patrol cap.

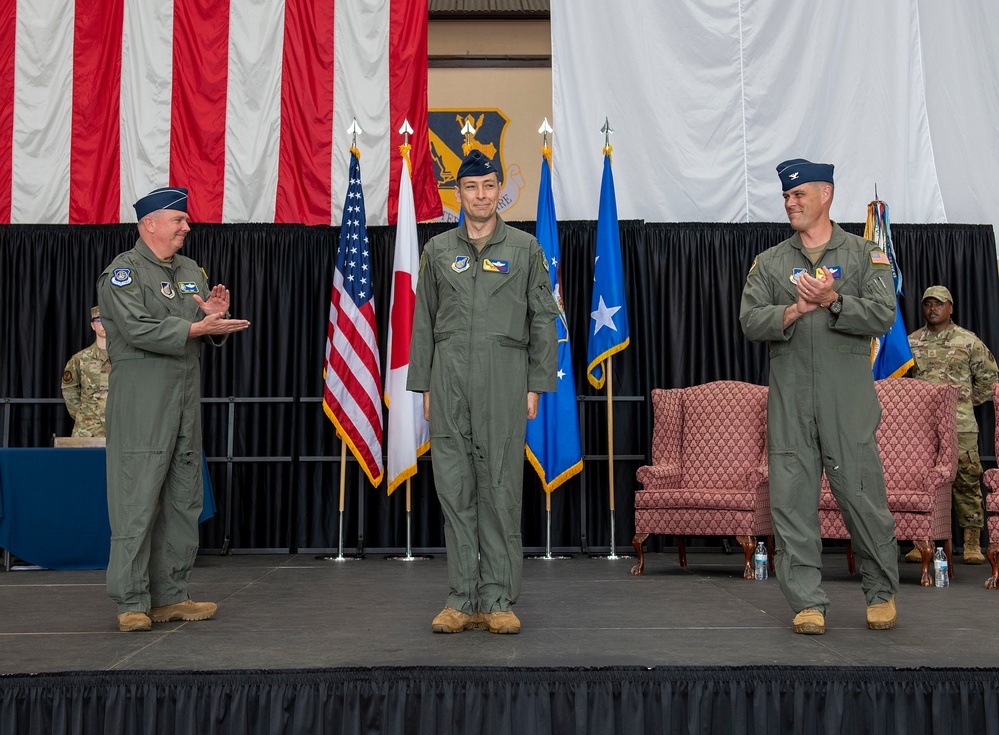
left=90, top=306, right=100, bottom=320
left=922, top=286, right=953, bottom=304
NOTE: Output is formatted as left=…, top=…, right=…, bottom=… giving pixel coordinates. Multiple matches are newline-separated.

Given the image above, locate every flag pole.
left=525, top=117, right=572, bottom=562
left=318, top=440, right=360, bottom=561
left=385, top=118, right=432, bottom=563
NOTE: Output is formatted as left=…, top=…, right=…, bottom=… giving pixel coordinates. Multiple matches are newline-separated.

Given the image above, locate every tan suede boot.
left=964, top=527, right=985, bottom=565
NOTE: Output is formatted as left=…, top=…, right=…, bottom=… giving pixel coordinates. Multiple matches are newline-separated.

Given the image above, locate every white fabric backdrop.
left=552, top=0, right=999, bottom=240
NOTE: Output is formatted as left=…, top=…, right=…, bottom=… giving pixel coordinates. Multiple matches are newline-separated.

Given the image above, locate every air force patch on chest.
left=178, top=282, right=199, bottom=294
left=789, top=268, right=807, bottom=284
left=452, top=256, right=470, bottom=273
left=160, top=282, right=176, bottom=299
left=110, top=268, right=132, bottom=287
left=483, top=258, right=509, bottom=273
left=825, top=266, right=842, bottom=279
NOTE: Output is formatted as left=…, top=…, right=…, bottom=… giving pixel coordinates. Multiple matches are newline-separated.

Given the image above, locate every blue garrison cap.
left=134, top=187, right=189, bottom=220
left=776, top=159, right=834, bottom=191
left=456, top=150, right=497, bottom=180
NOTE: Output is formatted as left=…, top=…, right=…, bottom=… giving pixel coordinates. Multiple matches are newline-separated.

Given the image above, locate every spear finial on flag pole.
left=601, top=117, right=613, bottom=158
left=460, top=119, right=476, bottom=154
left=348, top=117, right=362, bottom=157
left=399, top=118, right=414, bottom=148
left=539, top=117, right=553, bottom=158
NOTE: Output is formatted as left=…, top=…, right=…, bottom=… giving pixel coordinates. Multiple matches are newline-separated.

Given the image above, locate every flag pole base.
left=315, top=553, right=363, bottom=562
left=588, top=551, right=634, bottom=560
left=385, top=553, right=434, bottom=561
left=525, top=553, right=573, bottom=560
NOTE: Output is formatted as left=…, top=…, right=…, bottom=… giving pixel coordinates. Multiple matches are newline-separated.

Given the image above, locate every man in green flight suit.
left=906, top=285, right=999, bottom=564
left=97, top=187, right=250, bottom=633
left=740, top=159, right=900, bottom=635
left=408, top=150, right=559, bottom=635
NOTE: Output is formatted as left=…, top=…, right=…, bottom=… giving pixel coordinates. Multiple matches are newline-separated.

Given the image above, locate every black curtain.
left=2, top=666, right=998, bottom=735
left=2, top=221, right=996, bottom=552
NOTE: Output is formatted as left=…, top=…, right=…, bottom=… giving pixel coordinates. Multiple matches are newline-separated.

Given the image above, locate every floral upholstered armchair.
left=981, top=383, right=999, bottom=589
left=632, top=381, right=771, bottom=579
left=819, top=378, right=958, bottom=587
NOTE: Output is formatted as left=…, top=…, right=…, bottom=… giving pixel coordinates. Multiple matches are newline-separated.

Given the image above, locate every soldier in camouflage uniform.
left=906, top=285, right=999, bottom=564
left=61, top=305, right=110, bottom=437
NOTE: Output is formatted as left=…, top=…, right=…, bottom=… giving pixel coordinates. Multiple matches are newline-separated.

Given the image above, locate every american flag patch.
left=870, top=251, right=890, bottom=266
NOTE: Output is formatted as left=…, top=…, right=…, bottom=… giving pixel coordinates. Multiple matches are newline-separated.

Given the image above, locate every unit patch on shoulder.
left=747, top=255, right=759, bottom=277
left=540, top=252, right=550, bottom=272
left=110, top=268, right=133, bottom=287
left=483, top=258, right=509, bottom=273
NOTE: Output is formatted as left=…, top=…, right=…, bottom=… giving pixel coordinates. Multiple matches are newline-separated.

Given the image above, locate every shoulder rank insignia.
left=110, top=268, right=132, bottom=287
left=789, top=267, right=807, bottom=284
left=483, top=258, right=509, bottom=273
left=870, top=250, right=890, bottom=268
left=160, top=281, right=176, bottom=299
left=451, top=256, right=470, bottom=273
left=178, top=282, right=199, bottom=294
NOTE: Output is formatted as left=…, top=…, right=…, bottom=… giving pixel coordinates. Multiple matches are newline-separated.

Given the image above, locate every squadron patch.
left=110, top=268, right=133, bottom=287
left=789, top=267, right=807, bottom=284
left=160, top=282, right=176, bottom=299
left=452, top=256, right=470, bottom=273
left=824, top=266, right=842, bottom=279
left=178, top=282, right=199, bottom=294
left=540, top=252, right=550, bottom=273
left=482, top=258, right=509, bottom=273
left=62, top=370, right=73, bottom=383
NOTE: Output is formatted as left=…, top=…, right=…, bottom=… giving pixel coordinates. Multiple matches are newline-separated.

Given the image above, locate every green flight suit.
left=97, top=240, right=225, bottom=614
left=407, top=217, right=559, bottom=615
left=740, top=223, right=899, bottom=615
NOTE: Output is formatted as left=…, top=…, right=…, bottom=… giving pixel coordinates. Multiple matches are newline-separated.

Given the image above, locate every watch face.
left=829, top=298, right=843, bottom=315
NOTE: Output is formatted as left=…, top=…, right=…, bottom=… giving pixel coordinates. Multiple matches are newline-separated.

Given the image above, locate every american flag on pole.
left=323, top=149, right=383, bottom=487
left=0, top=0, right=441, bottom=225
left=384, top=143, right=430, bottom=495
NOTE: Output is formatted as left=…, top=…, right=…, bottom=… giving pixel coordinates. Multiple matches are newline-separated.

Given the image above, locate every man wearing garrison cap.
left=97, top=187, right=250, bottom=632
left=740, top=158, right=899, bottom=635
left=61, top=305, right=110, bottom=437
left=906, top=285, right=998, bottom=564
left=408, top=149, right=559, bottom=635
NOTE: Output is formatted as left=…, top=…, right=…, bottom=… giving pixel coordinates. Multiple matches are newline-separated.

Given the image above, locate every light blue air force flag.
left=867, top=199, right=914, bottom=379
left=586, top=151, right=630, bottom=389
left=526, top=154, right=583, bottom=492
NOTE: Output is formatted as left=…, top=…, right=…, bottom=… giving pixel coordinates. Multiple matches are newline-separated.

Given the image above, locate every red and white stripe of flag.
left=384, top=147, right=430, bottom=495
left=0, top=0, right=441, bottom=225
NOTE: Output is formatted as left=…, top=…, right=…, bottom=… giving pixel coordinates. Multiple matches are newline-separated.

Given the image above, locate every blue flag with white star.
left=586, top=151, right=630, bottom=389
left=526, top=153, right=583, bottom=492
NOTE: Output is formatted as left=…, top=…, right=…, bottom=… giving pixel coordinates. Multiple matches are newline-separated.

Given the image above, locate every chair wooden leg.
left=630, top=534, right=648, bottom=576
left=945, top=539, right=954, bottom=579
left=986, top=542, right=999, bottom=589
left=736, top=534, right=754, bottom=580
left=768, top=535, right=775, bottom=575
left=846, top=543, right=856, bottom=575
left=677, top=538, right=687, bottom=568
left=914, top=539, right=934, bottom=587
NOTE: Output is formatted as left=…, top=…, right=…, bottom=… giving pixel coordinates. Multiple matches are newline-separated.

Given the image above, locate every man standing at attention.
left=408, top=150, right=558, bottom=635
left=98, top=187, right=250, bottom=633
left=61, top=306, right=110, bottom=437
left=740, top=159, right=900, bottom=635
left=906, top=285, right=998, bottom=564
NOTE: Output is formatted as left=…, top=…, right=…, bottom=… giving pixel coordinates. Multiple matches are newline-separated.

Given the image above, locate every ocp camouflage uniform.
left=408, top=217, right=559, bottom=616
left=908, top=324, right=999, bottom=528
left=61, top=341, right=110, bottom=437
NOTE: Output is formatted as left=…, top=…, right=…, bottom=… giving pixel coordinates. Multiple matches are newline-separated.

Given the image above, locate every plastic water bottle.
left=754, top=541, right=768, bottom=581
left=934, top=546, right=949, bottom=588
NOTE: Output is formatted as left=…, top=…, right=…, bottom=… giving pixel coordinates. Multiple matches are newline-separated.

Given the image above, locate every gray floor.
left=1, top=550, right=995, bottom=674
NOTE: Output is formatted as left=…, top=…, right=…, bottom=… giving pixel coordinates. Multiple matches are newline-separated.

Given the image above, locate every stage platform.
left=2, top=550, right=998, bottom=733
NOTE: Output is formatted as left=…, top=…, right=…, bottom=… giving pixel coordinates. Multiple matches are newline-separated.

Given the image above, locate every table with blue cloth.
left=0, top=448, right=216, bottom=570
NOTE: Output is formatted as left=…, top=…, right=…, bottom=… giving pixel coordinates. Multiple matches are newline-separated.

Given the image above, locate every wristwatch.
left=828, top=294, right=843, bottom=315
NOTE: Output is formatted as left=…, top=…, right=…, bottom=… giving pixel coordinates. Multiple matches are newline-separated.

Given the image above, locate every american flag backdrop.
left=323, top=149, right=383, bottom=487
left=0, top=0, right=441, bottom=226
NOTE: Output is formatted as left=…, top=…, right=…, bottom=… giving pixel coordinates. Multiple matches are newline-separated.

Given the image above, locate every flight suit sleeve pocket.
left=528, top=284, right=559, bottom=323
